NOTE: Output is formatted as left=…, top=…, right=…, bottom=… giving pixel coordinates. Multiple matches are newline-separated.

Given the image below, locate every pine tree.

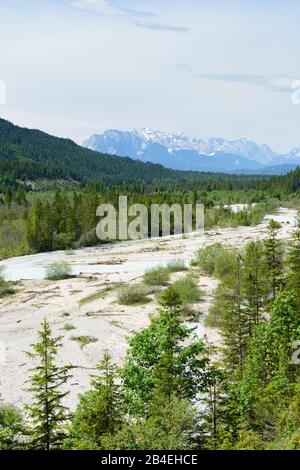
left=26, top=319, right=72, bottom=450
left=243, top=241, right=265, bottom=334
left=263, top=219, right=283, bottom=301
left=287, top=217, right=300, bottom=298
left=219, top=254, right=248, bottom=373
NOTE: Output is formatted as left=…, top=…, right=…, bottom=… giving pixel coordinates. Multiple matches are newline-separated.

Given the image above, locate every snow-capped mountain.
left=285, top=148, right=300, bottom=160
left=83, top=128, right=300, bottom=174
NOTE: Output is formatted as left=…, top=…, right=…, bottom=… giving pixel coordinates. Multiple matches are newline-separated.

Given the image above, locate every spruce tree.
left=263, top=219, right=283, bottom=301
left=219, top=254, right=248, bottom=373
left=243, top=241, right=265, bottom=334
left=26, top=318, right=72, bottom=450
left=287, top=217, right=300, bottom=298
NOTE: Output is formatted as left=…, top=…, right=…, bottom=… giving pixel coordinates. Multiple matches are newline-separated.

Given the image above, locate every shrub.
left=45, top=261, right=72, bottom=281
left=157, top=275, right=202, bottom=308
left=79, top=287, right=112, bottom=306
left=172, top=275, right=202, bottom=305
left=117, top=284, right=154, bottom=305
left=0, top=405, right=27, bottom=450
left=143, top=266, right=170, bottom=286
left=71, top=335, right=98, bottom=349
left=191, top=244, right=224, bottom=275
left=63, top=323, right=76, bottom=331
left=0, top=267, right=14, bottom=298
left=166, top=259, right=187, bottom=273
left=214, top=249, right=238, bottom=280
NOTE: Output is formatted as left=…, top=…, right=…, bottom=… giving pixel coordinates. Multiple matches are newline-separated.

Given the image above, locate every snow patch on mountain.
left=83, top=128, right=300, bottom=173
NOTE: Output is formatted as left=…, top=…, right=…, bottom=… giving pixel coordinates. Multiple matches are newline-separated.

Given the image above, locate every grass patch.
left=63, top=323, right=76, bottom=331
left=0, top=267, right=15, bottom=298
left=65, top=249, right=75, bottom=256
left=61, top=312, right=71, bottom=317
left=143, top=266, right=170, bottom=286
left=166, top=259, right=187, bottom=273
left=71, top=335, right=98, bottom=349
left=45, top=261, right=72, bottom=281
left=79, top=286, right=112, bottom=306
left=117, top=284, right=155, bottom=305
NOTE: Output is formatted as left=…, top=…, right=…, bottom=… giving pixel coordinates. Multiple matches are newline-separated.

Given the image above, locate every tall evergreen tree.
left=287, top=216, right=300, bottom=299
left=26, top=319, right=72, bottom=450
left=219, top=254, right=248, bottom=373
left=263, top=219, right=283, bottom=301
left=243, top=240, right=266, bottom=334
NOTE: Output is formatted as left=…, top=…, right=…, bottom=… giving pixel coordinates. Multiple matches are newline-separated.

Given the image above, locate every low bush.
left=157, top=275, right=202, bottom=308
left=45, top=261, right=72, bottom=281
left=63, top=323, right=76, bottom=331
left=0, top=267, right=14, bottom=297
left=71, top=335, right=98, bottom=349
left=214, top=249, right=238, bottom=280
left=191, top=244, right=224, bottom=275
left=117, top=284, right=155, bottom=305
left=143, top=266, right=170, bottom=286
left=166, top=259, right=187, bottom=273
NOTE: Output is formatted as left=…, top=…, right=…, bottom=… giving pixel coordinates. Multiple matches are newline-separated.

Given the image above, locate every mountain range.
left=83, top=129, right=300, bottom=175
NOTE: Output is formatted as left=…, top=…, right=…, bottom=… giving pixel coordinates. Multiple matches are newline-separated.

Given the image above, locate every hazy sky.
left=1, top=0, right=300, bottom=153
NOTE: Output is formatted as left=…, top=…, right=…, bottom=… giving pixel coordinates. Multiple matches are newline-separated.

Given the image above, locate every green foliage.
left=117, top=284, right=154, bottom=305
left=287, top=217, right=300, bottom=298
left=157, top=275, right=202, bottom=310
left=191, top=243, right=224, bottom=275
left=0, top=405, right=27, bottom=450
left=65, top=352, right=123, bottom=450
left=214, top=248, right=239, bottom=281
left=263, top=219, right=284, bottom=301
left=25, top=319, right=72, bottom=450
left=79, top=286, right=112, bottom=306
left=101, top=397, right=198, bottom=451
left=157, top=284, right=182, bottom=309
left=0, top=266, right=14, bottom=294
left=63, top=323, right=75, bottom=331
left=122, top=303, right=209, bottom=416
left=242, top=240, right=266, bottom=332
left=166, top=259, right=187, bottom=273
left=45, top=260, right=72, bottom=281
left=70, top=335, right=98, bottom=349
left=143, top=266, right=170, bottom=286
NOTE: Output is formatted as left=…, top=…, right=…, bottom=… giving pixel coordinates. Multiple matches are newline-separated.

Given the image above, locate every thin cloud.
left=135, top=21, right=190, bottom=33
left=70, top=0, right=153, bottom=17
left=69, top=0, right=189, bottom=33
left=173, top=65, right=295, bottom=93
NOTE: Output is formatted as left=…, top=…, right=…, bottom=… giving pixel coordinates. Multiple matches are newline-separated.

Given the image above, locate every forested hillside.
left=1, top=117, right=300, bottom=194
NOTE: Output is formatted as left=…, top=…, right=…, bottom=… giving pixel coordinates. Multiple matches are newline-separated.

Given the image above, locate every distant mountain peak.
left=82, top=128, right=300, bottom=174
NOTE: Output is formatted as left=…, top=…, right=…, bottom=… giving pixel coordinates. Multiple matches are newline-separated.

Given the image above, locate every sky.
left=1, top=0, right=300, bottom=153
